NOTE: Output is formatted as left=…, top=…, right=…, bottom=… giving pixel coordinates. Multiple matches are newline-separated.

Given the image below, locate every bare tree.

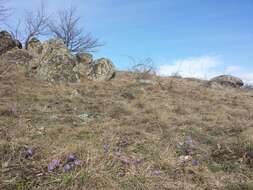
left=23, top=2, right=49, bottom=48
left=6, top=18, right=22, bottom=40
left=49, top=6, right=102, bottom=53
left=0, top=0, right=10, bottom=21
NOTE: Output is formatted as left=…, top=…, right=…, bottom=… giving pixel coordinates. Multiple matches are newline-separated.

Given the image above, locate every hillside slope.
left=1, top=69, right=253, bottom=190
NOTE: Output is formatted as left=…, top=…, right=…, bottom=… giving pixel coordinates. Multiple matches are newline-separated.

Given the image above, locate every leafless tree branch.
left=49, top=6, right=103, bottom=53
left=5, top=19, right=23, bottom=40
left=24, top=2, right=49, bottom=48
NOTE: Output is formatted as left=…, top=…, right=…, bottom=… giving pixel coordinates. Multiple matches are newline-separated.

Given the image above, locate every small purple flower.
left=103, top=144, right=110, bottom=153
left=185, top=136, right=193, bottom=146
left=67, top=154, right=77, bottom=162
left=152, top=169, right=161, bottom=176
left=63, top=164, right=71, bottom=172
left=132, top=159, right=142, bottom=166
left=74, top=159, right=82, bottom=166
left=192, top=160, right=199, bottom=166
left=24, top=148, right=33, bottom=158
left=48, top=159, right=60, bottom=172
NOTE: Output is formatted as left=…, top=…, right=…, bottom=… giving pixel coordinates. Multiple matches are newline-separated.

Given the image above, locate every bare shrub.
left=6, top=2, right=49, bottom=47
left=130, top=57, right=157, bottom=80
left=48, top=6, right=102, bottom=53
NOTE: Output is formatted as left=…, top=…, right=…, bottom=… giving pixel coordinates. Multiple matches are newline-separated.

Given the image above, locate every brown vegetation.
left=1, top=68, right=253, bottom=190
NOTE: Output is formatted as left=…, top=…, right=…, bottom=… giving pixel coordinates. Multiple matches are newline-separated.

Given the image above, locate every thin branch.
left=48, top=6, right=103, bottom=53
left=24, top=2, right=49, bottom=48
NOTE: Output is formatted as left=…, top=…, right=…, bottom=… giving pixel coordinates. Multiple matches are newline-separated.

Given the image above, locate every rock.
left=209, top=75, right=244, bottom=88
left=0, top=49, right=34, bottom=76
left=87, top=58, right=115, bottom=81
left=74, top=52, right=93, bottom=81
left=27, top=37, right=43, bottom=55
left=76, top=52, right=93, bottom=64
left=1, top=49, right=33, bottom=65
left=0, top=31, right=21, bottom=55
left=30, top=39, right=79, bottom=83
left=14, top=39, right=22, bottom=49
left=244, top=150, right=253, bottom=166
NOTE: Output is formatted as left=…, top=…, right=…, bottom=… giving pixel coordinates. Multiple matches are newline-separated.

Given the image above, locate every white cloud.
left=157, top=56, right=253, bottom=84
left=237, top=72, right=253, bottom=85
left=158, top=56, right=222, bottom=79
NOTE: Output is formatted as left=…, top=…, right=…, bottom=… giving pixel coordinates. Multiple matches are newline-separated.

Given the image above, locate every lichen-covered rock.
left=0, top=31, right=22, bottom=55
left=14, top=39, right=22, bottom=49
left=76, top=52, right=93, bottom=64
left=210, top=75, right=244, bottom=88
left=30, top=39, right=79, bottom=83
left=1, top=49, right=33, bottom=65
left=27, top=37, right=43, bottom=55
left=73, top=52, right=93, bottom=81
left=87, top=58, right=115, bottom=81
left=0, top=49, right=34, bottom=77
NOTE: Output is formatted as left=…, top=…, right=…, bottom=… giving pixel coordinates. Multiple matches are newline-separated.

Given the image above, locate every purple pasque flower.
left=63, top=164, right=71, bottom=172
left=48, top=159, right=60, bottom=172
left=24, top=148, right=33, bottom=158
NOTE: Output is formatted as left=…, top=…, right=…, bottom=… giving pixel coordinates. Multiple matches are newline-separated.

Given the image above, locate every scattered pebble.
left=178, top=155, right=192, bottom=164
left=78, top=113, right=90, bottom=121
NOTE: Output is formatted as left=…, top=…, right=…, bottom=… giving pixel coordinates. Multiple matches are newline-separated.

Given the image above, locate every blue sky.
left=2, top=0, right=253, bottom=82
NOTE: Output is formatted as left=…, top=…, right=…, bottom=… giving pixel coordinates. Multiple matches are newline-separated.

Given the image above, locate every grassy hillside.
left=1, top=68, right=253, bottom=190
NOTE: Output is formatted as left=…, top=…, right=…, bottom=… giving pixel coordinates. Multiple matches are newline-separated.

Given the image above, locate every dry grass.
left=1, top=69, right=253, bottom=190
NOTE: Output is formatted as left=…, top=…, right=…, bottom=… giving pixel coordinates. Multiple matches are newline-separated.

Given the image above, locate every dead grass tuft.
left=1, top=69, right=253, bottom=189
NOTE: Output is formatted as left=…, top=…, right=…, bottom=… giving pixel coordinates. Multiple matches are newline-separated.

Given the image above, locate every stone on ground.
left=29, top=39, right=79, bottom=83
left=87, top=58, right=115, bottom=81
left=27, top=37, right=43, bottom=55
left=76, top=52, right=93, bottom=64
left=210, top=75, right=244, bottom=88
left=0, top=31, right=22, bottom=55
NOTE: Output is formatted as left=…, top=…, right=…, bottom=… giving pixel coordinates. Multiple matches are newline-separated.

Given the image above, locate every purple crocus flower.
left=24, top=148, right=33, bottom=158
left=63, top=164, right=71, bottom=172
left=185, top=136, right=193, bottom=146
left=192, top=160, right=199, bottom=166
left=152, top=169, right=161, bottom=176
left=48, top=159, right=60, bottom=172
left=74, top=159, right=82, bottom=166
left=67, top=154, right=77, bottom=162
left=103, top=144, right=110, bottom=153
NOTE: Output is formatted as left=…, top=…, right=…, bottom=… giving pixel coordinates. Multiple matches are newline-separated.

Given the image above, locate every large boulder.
left=30, top=39, right=79, bottom=83
left=0, top=49, right=33, bottom=78
left=210, top=75, right=244, bottom=88
left=0, top=31, right=22, bottom=55
left=1, top=49, right=33, bottom=65
left=73, top=52, right=93, bottom=81
left=87, top=58, right=115, bottom=81
left=27, top=37, right=43, bottom=55
left=76, top=52, right=93, bottom=65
